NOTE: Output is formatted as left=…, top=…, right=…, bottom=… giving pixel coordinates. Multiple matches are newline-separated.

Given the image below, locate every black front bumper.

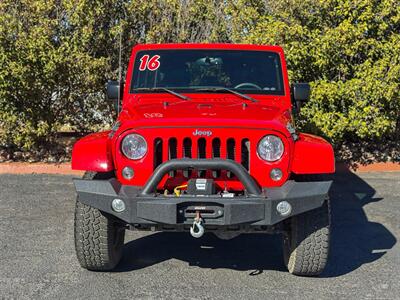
left=74, top=160, right=332, bottom=227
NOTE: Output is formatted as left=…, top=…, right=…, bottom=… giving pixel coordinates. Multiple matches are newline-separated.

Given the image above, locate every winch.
left=183, top=179, right=215, bottom=238
left=187, top=178, right=216, bottom=195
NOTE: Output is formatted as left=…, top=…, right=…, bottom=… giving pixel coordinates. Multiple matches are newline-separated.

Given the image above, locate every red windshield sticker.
left=139, top=55, right=160, bottom=71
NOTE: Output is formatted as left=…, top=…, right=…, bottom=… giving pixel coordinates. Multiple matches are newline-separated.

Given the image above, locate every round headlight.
left=257, top=135, right=284, bottom=162
left=121, top=134, right=147, bottom=160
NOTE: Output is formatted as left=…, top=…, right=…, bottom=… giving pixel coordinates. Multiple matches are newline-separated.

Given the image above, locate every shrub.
left=227, top=0, right=400, bottom=144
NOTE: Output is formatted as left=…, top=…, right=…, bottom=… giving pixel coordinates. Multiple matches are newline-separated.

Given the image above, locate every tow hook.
left=190, top=211, right=204, bottom=238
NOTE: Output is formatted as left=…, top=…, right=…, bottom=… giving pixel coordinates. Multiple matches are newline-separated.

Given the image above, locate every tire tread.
left=284, top=197, right=331, bottom=276
left=74, top=172, right=124, bottom=271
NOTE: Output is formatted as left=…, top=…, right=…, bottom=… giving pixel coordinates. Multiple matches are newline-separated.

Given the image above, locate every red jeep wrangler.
left=72, top=44, right=335, bottom=276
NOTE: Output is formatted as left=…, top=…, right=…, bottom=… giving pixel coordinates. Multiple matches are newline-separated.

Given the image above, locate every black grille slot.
left=183, top=138, right=192, bottom=158
left=241, top=139, right=250, bottom=171
left=198, top=138, right=206, bottom=158
left=212, top=138, right=221, bottom=158
left=212, top=138, right=221, bottom=177
left=153, top=138, right=163, bottom=170
left=197, top=138, right=206, bottom=176
left=227, top=138, right=235, bottom=178
left=183, top=138, right=192, bottom=177
left=227, top=138, right=235, bottom=160
left=168, top=138, right=177, bottom=159
left=168, top=138, right=177, bottom=176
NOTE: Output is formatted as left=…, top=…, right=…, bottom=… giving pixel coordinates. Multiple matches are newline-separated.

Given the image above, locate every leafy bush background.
left=0, top=0, right=399, bottom=158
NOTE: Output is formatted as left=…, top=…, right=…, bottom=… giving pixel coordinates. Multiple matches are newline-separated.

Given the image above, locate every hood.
left=117, top=95, right=293, bottom=136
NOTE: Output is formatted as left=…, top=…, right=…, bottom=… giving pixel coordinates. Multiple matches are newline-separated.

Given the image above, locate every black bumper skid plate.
left=74, top=178, right=332, bottom=226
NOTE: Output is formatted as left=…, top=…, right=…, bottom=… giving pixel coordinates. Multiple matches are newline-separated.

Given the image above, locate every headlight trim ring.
left=257, top=135, right=284, bottom=162
left=121, top=133, right=148, bottom=160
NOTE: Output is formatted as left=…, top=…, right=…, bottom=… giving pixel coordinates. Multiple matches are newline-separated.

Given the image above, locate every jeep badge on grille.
left=192, top=129, right=213, bottom=136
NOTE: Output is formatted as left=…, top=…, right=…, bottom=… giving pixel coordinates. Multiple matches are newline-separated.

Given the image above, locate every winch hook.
left=190, top=211, right=204, bottom=238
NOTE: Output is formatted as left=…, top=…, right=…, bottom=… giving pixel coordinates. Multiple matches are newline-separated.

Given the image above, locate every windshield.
left=130, top=50, right=284, bottom=95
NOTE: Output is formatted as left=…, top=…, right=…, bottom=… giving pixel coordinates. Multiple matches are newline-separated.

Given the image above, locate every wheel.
left=282, top=197, right=330, bottom=276
left=74, top=172, right=125, bottom=271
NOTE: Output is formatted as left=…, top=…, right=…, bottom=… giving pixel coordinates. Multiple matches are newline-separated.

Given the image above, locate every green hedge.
left=228, top=0, right=400, bottom=144
left=1, top=0, right=399, bottom=151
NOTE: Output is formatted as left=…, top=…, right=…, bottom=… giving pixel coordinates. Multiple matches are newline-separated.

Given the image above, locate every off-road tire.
left=283, top=197, right=330, bottom=276
left=74, top=172, right=125, bottom=271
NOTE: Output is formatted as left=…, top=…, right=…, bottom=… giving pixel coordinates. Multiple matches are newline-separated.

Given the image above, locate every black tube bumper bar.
left=73, top=160, right=332, bottom=226
left=141, top=159, right=261, bottom=196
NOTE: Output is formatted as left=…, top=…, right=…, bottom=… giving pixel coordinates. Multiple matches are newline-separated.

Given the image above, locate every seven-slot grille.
left=153, top=137, right=251, bottom=178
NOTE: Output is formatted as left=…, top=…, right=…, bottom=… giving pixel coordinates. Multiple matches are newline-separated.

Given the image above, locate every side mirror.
left=106, top=80, right=123, bottom=112
left=106, top=80, right=121, bottom=101
left=291, top=83, right=310, bottom=112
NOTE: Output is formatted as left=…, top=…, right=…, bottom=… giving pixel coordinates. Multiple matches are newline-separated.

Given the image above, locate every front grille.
left=153, top=137, right=251, bottom=178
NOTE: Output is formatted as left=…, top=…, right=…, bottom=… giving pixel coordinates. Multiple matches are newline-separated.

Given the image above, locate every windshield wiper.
left=193, top=87, right=258, bottom=103
left=134, top=87, right=191, bottom=101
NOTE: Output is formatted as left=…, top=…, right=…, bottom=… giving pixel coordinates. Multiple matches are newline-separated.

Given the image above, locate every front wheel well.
left=289, top=173, right=334, bottom=182
left=83, top=171, right=116, bottom=180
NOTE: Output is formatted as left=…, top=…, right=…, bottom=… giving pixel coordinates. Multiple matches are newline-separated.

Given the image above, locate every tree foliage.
left=0, top=0, right=114, bottom=149
left=227, top=0, right=400, bottom=143
left=0, top=0, right=399, bottom=151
